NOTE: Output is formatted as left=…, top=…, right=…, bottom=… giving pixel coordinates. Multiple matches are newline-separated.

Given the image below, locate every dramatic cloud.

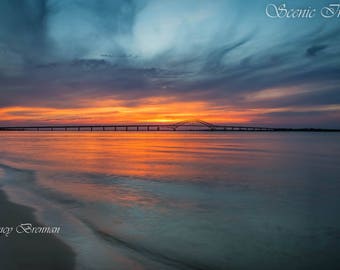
left=0, top=0, right=339, bottom=127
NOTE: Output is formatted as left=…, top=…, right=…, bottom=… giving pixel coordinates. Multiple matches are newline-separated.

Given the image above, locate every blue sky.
left=0, top=0, right=339, bottom=127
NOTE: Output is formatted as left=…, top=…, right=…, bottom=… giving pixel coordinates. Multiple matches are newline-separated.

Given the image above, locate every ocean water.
left=0, top=131, right=340, bottom=270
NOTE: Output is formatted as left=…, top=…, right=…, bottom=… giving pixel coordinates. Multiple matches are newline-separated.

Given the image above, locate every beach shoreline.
left=0, top=189, right=75, bottom=270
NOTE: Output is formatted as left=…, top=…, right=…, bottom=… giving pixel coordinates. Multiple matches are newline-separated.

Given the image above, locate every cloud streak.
left=0, top=0, right=339, bottom=127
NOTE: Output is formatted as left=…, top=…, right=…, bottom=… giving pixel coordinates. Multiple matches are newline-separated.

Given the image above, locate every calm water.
left=0, top=132, right=340, bottom=270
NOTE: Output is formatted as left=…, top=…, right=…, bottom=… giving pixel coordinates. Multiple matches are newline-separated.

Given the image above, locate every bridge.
left=0, top=119, right=339, bottom=132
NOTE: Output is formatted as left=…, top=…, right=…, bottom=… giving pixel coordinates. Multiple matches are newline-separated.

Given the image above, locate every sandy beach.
left=0, top=189, right=75, bottom=270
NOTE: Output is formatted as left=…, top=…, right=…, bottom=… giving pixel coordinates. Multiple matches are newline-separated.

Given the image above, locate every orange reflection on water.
left=0, top=131, right=277, bottom=207
left=39, top=179, right=159, bottom=207
left=0, top=132, right=273, bottom=179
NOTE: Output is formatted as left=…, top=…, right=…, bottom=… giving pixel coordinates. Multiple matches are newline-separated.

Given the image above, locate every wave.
left=0, top=163, right=83, bottom=207
left=0, top=162, right=219, bottom=270
left=80, top=217, right=214, bottom=270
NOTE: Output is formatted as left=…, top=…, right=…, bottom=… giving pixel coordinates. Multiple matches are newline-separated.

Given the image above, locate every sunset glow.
left=1, top=100, right=339, bottom=127
left=0, top=0, right=339, bottom=128
left=1, top=1, right=340, bottom=270
left=0, top=102, right=249, bottom=125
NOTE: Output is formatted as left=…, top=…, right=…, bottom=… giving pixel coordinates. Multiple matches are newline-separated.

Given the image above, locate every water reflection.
left=0, top=131, right=340, bottom=270
left=0, top=131, right=289, bottom=180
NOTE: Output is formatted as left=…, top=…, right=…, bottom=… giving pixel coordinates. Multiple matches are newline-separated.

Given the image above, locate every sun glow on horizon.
left=0, top=97, right=252, bottom=126
left=1, top=95, right=339, bottom=127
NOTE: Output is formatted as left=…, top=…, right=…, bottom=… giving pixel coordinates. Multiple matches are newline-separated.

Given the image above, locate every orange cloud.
left=0, top=97, right=251, bottom=125
left=2, top=94, right=339, bottom=126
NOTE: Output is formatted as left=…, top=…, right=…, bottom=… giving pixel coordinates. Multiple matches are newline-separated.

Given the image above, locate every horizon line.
left=1, top=119, right=340, bottom=132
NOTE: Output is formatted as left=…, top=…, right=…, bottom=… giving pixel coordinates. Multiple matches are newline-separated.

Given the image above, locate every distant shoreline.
left=1, top=120, right=339, bottom=132
left=0, top=126, right=340, bottom=132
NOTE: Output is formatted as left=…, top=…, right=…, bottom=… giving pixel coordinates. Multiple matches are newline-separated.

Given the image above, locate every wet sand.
left=0, top=190, right=75, bottom=270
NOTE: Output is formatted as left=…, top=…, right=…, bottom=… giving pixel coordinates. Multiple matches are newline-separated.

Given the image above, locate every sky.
left=0, top=0, right=339, bottom=127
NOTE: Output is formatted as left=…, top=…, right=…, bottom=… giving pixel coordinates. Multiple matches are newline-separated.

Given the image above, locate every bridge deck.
left=0, top=125, right=273, bottom=131
left=0, top=124, right=339, bottom=132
